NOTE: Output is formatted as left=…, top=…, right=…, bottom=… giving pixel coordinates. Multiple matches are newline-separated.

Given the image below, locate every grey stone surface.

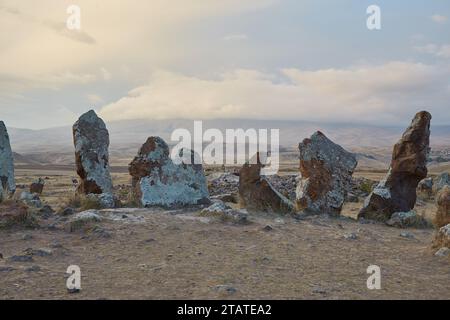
left=0, top=121, right=15, bottom=202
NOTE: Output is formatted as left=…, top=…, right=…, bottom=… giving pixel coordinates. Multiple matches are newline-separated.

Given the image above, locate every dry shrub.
left=0, top=200, right=37, bottom=229
left=63, top=193, right=102, bottom=211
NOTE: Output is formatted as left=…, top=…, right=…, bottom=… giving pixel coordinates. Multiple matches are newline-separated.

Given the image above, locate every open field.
left=0, top=164, right=448, bottom=300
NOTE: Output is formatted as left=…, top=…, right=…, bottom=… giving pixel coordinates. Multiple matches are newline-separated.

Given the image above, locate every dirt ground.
left=0, top=168, right=449, bottom=300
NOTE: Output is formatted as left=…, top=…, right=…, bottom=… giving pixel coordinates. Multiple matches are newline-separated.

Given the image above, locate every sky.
left=0, top=0, right=449, bottom=129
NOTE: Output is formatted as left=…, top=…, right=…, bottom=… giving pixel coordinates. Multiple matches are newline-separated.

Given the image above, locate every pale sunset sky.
left=0, top=0, right=449, bottom=129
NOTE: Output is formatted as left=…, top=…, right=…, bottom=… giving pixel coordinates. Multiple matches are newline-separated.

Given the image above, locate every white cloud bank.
left=99, top=62, right=450, bottom=125
left=431, top=14, right=448, bottom=24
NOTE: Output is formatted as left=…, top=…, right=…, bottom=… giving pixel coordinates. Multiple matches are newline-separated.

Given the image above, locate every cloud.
left=223, top=34, right=248, bottom=41
left=99, top=62, right=450, bottom=125
left=415, top=44, right=450, bottom=58
left=431, top=14, right=448, bottom=24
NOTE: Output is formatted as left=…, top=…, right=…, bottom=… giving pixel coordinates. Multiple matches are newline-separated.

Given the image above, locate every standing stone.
left=73, top=110, right=114, bottom=207
left=0, top=121, right=15, bottom=202
left=295, top=131, right=357, bottom=215
left=129, top=136, right=209, bottom=207
left=358, top=111, right=431, bottom=221
left=239, top=152, right=294, bottom=214
left=30, top=177, right=45, bottom=195
left=434, top=185, right=450, bottom=229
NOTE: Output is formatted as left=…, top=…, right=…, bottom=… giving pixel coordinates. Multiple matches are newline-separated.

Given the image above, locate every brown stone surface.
left=359, top=111, right=431, bottom=221
left=434, top=185, right=450, bottom=229
left=296, top=131, right=357, bottom=215
left=239, top=153, right=294, bottom=214
left=29, top=178, right=44, bottom=195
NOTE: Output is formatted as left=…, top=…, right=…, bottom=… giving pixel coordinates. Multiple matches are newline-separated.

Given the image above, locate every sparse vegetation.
left=0, top=200, right=38, bottom=229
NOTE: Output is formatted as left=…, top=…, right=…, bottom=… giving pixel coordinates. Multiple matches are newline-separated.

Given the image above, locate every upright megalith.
left=239, top=152, right=294, bottom=214
left=0, top=121, right=15, bottom=202
left=128, top=136, right=210, bottom=207
left=295, top=131, right=357, bottom=215
left=72, top=110, right=114, bottom=207
left=359, top=111, right=431, bottom=221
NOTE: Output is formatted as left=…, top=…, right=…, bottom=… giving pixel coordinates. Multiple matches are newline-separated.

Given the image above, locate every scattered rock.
left=208, top=172, right=239, bottom=196
left=200, top=200, right=249, bottom=224
left=435, top=172, right=450, bottom=193
left=21, top=233, right=33, bottom=240
left=432, top=224, right=450, bottom=251
left=129, top=137, right=210, bottom=207
left=296, top=131, right=357, bottom=215
left=400, top=232, right=415, bottom=239
left=386, top=211, right=429, bottom=228
left=262, top=225, right=274, bottom=232
left=434, top=185, right=450, bottom=229
left=214, top=285, right=237, bottom=294
left=29, top=178, right=45, bottom=195
left=346, top=193, right=359, bottom=203
left=38, top=205, right=54, bottom=219
left=59, top=207, right=76, bottom=216
left=0, top=121, right=16, bottom=202
left=211, top=193, right=239, bottom=204
left=19, top=191, right=42, bottom=208
left=8, top=255, right=33, bottom=262
left=359, top=111, right=431, bottom=221
left=0, top=266, right=15, bottom=272
left=73, top=110, right=115, bottom=208
left=417, top=177, right=433, bottom=199
left=25, top=265, right=41, bottom=272
left=24, top=248, right=53, bottom=257
left=65, top=210, right=102, bottom=232
left=434, top=247, right=450, bottom=257
left=239, top=152, right=294, bottom=214
left=343, top=233, right=358, bottom=240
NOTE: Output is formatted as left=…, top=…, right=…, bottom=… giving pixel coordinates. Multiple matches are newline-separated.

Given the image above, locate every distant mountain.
left=7, top=118, right=450, bottom=167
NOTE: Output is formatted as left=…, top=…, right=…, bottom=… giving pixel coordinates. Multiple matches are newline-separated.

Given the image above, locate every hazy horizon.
left=1, top=0, right=449, bottom=129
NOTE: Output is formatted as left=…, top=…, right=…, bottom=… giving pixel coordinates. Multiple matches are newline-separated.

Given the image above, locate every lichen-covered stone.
left=239, top=152, right=294, bottom=214
left=432, top=224, right=450, bottom=252
left=434, top=186, right=450, bottom=229
left=129, top=137, right=210, bottom=207
left=359, top=111, right=431, bottom=221
left=417, top=177, right=433, bottom=199
left=435, top=172, right=450, bottom=193
left=296, top=131, right=357, bottom=215
left=385, top=210, right=429, bottom=228
left=73, top=110, right=114, bottom=207
left=0, top=121, right=15, bottom=202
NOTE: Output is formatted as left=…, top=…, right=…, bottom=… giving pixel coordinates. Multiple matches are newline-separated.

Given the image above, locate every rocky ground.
left=0, top=168, right=448, bottom=300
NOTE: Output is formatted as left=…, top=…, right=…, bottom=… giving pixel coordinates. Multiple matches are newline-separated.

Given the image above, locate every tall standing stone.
left=358, top=111, right=431, bottom=221
left=129, top=136, right=210, bottom=207
left=0, top=121, right=15, bottom=202
left=239, top=152, right=294, bottom=214
left=73, top=110, right=114, bottom=206
left=295, top=131, right=357, bottom=215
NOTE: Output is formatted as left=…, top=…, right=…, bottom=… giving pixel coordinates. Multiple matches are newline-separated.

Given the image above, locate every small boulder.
left=386, top=211, right=429, bottom=228
left=65, top=210, right=102, bottom=232
left=417, top=177, right=433, bottom=199
left=435, top=172, right=450, bottom=193
left=432, top=224, right=450, bottom=252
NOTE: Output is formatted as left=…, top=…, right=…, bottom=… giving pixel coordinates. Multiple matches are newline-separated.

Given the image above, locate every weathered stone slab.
left=73, top=110, right=114, bottom=207
left=129, top=137, right=210, bottom=207
left=239, top=152, right=294, bottom=214
left=296, top=131, right=357, bottom=215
